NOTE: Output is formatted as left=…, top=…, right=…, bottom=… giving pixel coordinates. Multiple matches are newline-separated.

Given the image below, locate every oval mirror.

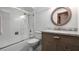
left=51, top=7, right=72, bottom=26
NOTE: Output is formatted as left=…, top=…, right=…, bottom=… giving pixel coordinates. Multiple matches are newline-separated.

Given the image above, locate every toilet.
left=27, top=31, right=42, bottom=50
left=27, top=38, right=40, bottom=46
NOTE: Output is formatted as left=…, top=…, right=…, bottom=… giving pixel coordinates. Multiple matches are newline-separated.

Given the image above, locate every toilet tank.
left=34, top=31, right=42, bottom=39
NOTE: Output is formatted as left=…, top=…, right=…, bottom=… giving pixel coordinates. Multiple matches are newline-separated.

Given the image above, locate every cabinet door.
left=69, top=36, right=79, bottom=51
left=59, top=35, right=79, bottom=51
left=53, top=34, right=66, bottom=51
left=58, top=35, right=73, bottom=51
left=55, top=38, right=65, bottom=51
left=42, top=32, right=56, bottom=51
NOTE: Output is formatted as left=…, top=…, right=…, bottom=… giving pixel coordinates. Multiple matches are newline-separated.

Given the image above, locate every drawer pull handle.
left=53, top=36, right=60, bottom=39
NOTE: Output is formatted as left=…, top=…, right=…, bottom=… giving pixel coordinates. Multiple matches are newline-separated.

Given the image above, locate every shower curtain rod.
left=12, top=7, right=33, bottom=15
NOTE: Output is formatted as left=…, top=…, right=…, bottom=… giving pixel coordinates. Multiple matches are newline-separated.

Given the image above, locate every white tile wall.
left=0, top=8, right=30, bottom=49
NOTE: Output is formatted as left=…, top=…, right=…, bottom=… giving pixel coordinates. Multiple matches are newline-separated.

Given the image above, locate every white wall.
left=77, top=7, right=79, bottom=32
left=28, top=15, right=34, bottom=37
left=0, top=8, right=29, bottom=48
left=34, top=7, right=78, bottom=31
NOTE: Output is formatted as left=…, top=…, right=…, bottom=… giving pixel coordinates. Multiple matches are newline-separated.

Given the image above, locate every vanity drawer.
left=42, top=32, right=61, bottom=39
left=43, top=32, right=79, bottom=40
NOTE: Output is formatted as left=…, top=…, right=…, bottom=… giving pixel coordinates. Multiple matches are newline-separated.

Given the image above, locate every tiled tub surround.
left=0, top=35, right=30, bottom=51
left=0, top=30, right=42, bottom=51
left=0, top=35, right=41, bottom=51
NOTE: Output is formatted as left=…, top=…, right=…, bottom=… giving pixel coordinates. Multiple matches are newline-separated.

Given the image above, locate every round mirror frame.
left=51, top=7, right=72, bottom=26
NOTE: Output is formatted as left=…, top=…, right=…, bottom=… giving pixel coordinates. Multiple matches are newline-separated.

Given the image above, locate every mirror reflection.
left=51, top=7, right=72, bottom=26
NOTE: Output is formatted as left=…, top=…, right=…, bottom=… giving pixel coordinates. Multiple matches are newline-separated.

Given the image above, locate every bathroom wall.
left=0, top=8, right=29, bottom=48
left=28, top=15, right=34, bottom=37
left=34, top=7, right=78, bottom=31
left=78, top=8, right=79, bottom=32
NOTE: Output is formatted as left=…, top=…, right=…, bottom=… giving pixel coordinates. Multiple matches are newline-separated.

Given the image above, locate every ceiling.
left=18, top=7, right=33, bottom=12
left=33, top=7, right=49, bottom=12
left=0, top=7, right=49, bottom=14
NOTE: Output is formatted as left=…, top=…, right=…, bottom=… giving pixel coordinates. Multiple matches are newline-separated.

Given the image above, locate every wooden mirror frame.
left=51, top=7, right=72, bottom=26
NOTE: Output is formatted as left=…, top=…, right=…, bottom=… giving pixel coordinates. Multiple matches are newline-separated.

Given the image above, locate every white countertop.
left=41, top=30, right=79, bottom=36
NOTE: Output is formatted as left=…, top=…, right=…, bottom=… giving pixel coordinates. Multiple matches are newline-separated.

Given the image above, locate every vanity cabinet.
left=42, top=32, right=79, bottom=51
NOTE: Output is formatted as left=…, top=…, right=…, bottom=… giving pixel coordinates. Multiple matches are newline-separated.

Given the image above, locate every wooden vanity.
left=42, top=31, right=79, bottom=51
